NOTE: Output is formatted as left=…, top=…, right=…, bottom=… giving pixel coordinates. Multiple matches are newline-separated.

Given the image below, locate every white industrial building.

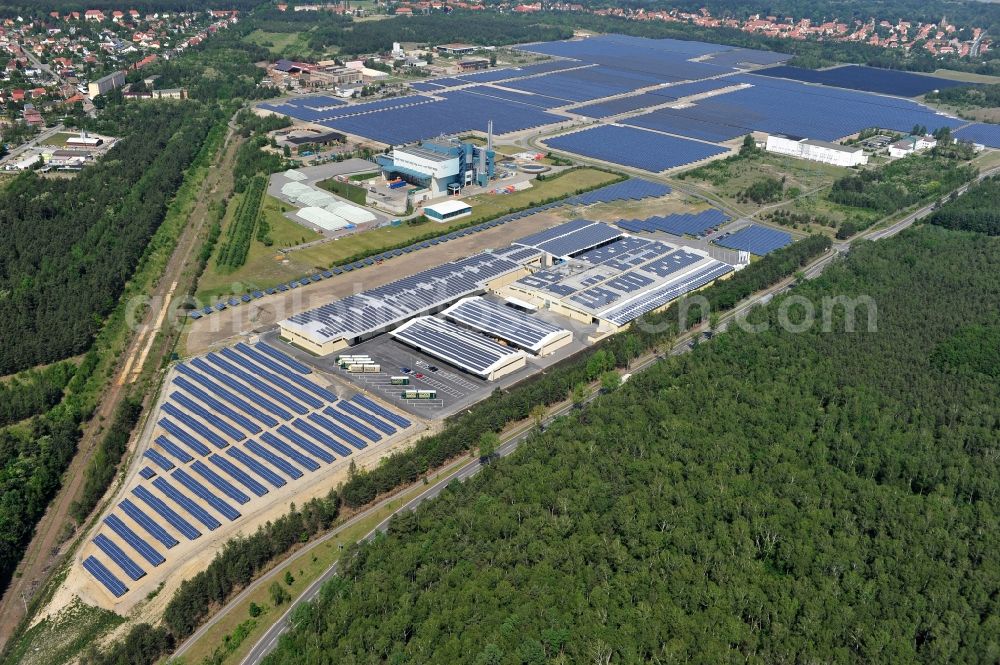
left=279, top=178, right=377, bottom=230
left=888, top=134, right=937, bottom=159
left=765, top=134, right=868, bottom=167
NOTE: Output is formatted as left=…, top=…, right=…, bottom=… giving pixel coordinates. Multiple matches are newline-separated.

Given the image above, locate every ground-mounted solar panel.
left=547, top=125, right=729, bottom=172
left=143, top=448, right=175, bottom=471
left=219, top=347, right=323, bottom=409
left=307, top=412, right=368, bottom=450
left=93, top=533, right=146, bottom=581
left=154, top=435, right=194, bottom=464
left=138, top=466, right=156, bottom=480
left=276, top=424, right=336, bottom=463
left=227, top=445, right=289, bottom=487
left=83, top=556, right=129, bottom=598
left=242, top=440, right=303, bottom=480
left=291, top=419, right=353, bottom=457
left=170, top=392, right=246, bottom=442
left=161, top=404, right=227, bottom=449
left=173, top=467, right=243, bottom=520
left=104, top=514, right=165, bottom=567
left=157, top=416, right=214, bottom=456
left=714, top=224, right=792, bottom=255
left=152, top=477, right=222, bottom=530
left=261, top=432, right=321, bottom=472
left=119, top=498, right=180, bottom=548
left=131, top=486, right=201, bottom=540
left=190, top=357, right=293, bottom=421
left=173, top=370, right=274, bottom=430
left=338, top=401, right=397, bottom=436
left=756, top=64, right=970, bottom=97
left=234, top=343, right=335, bottom=401
left=350, top=395, right=412, bottom=429
left=321, top=406, right=380, bottom=442
left=190, top=460, right=251, bottom=505
left=954, top=123, right=1000, bottom=149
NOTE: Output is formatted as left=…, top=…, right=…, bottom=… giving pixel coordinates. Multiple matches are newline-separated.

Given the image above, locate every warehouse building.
left=376, top=134, right=495, bottom=196
left=442, top=296, right=572, bottom=356
left=765, top=133, right=868, bottom=167
left=424, top=199, right=472, bottom=222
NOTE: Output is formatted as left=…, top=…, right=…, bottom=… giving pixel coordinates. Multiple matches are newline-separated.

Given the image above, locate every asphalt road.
left=204, top=160, right=1000, bottom=665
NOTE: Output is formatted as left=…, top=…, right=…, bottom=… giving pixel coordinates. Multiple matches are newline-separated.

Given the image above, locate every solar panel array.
left=391, top=316, right=525, bottom=377
left=714, top=224, right=792, bottom=255
left=953, top=123, right=1000, bottom=149
left=547, top=125, right=728, bottom=172
left=565, top=178, right=671, bottom=205
left=653, top=74, right=963, bottom=143
left=282, top=251, right=527, bottom=344
left=534, top=223, right=623, bottom=258
left=756, top=64, right=970, bottom=98
left=443, top=297, right=570, bottom=353
left=623, top=108, right=748, bottom=143
left=602, top=262, right=735, bottom=326
left=81, top=343, right=411, bottom=599
left=617, top=209, right=730, bottom=237
left=508, top=221, right=735, bottom=323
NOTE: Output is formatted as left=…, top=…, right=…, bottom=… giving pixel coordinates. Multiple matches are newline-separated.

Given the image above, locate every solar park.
left=78, top=341, right=414, bottom=601
left=257, top=32, right=999, bottom=180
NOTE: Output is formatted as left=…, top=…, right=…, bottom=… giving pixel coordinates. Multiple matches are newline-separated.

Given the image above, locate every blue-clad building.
left=376, top=136, right=495, bottom=196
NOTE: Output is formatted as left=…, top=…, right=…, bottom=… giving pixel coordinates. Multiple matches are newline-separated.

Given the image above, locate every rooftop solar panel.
left=442, top=297, right=570, bottom=353
left=390, top=316, right=525, bottom=378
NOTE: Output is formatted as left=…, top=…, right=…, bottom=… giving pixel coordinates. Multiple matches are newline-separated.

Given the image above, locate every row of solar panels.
left=547, top=124, right=729, bottom=173
left=713, top=224, right=792, bottom=255
left=86, top=392, right=410, bottom=598
left=83, top=344, right=411, bottom=597
left=617, top=209, right=731, bottom=238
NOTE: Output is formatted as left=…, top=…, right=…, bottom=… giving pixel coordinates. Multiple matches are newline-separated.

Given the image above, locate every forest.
left=260, top=225, right=1000, bottom=664
left=0, top=102, right=220, bottom=376
left=928, top=175, right=1000, bottom=236
left=828, top=147, right=978, bottom=214
left=926, top=84, right=1000, bottom=109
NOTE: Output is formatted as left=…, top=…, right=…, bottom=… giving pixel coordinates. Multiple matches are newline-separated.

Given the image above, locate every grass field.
left=196, top=194, right=320, bottom=300
left=38, top=132, right=78, bottom=147
left=195, top=168, right=617, bottom=299
left=243, top=29, right=314, bottom=56
left=931, top=69, right=1000, bottom=84
left=680, top=151, right=848, bottom=210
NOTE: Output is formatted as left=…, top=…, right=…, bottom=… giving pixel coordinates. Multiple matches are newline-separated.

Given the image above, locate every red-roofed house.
left=84, top=9, right=105, bottom=21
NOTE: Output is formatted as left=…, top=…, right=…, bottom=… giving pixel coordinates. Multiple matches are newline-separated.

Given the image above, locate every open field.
left=678, top=151, right=850, bottom=215
left=37, top=132, right=76, bottom=147
left=196, top=194, right=321, bottom=300
left=243, top=29, right=312, bottom=56
left=931, top=69, right=1000, bottom=84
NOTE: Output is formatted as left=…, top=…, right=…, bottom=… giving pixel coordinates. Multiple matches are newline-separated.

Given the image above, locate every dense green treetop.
left=262, top=226, right=1000, bottom=664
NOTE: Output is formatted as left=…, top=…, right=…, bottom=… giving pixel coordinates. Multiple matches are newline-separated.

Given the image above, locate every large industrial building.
left=376, top=134, right=496, bottom=196
left=764, top=134, right=868, bottom=167
left=278, top=219, right=736, bottom=379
